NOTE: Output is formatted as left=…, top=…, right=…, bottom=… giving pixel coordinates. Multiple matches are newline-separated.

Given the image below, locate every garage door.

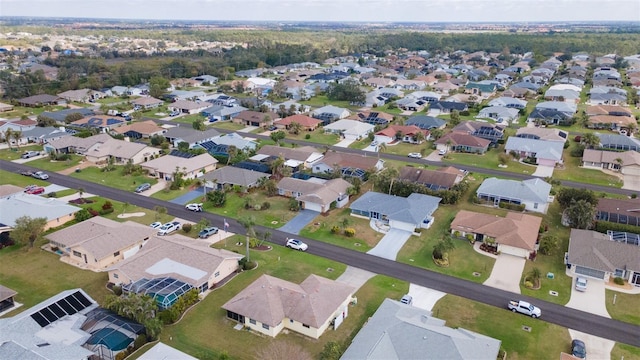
left=575, top=266, right=605, bottom=279
left=622, top=167, right=640, bottom=176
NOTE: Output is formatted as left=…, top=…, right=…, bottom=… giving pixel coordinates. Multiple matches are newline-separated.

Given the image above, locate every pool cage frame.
left=122, top=277, right=194, bottom=310
left=81, top=308, right=145, bottom=360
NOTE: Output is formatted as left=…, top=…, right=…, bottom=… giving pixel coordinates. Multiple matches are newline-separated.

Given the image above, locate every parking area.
left=483, top=254, right=525, bottom=294
left=334, top=138, right=356, bottom=147
left=565, top=275, right=610, bottom=318
left=366, top=228, right=412, bottom=261
left=568, top=329, right=614, bottom=360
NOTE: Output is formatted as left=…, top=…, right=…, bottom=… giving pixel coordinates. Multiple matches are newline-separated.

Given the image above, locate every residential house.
left=168, top=100, right=209, bottom=114
left=587, top=114, right=636, bottom=132
left=405, top=115, right=446, bottom=130
left=71, top=115, right=125, bottom=132
left=311, top=151, right=384, bottom=180
left=165, top=90, right=205, bottom=102
left=45, top=217, right=155, bottom=271
left=535, top=101, right=578, bottom=117
left=140, top=153, right=218, bottom=181
left=256, top=145, right=324, bottom=170
left=586, top=105, right=633, bottom=118
left=515, top=127, right=569, bottom=142
left=597, top=134, right=640, bottom=152
left=277, top=177, right=351, bottom=213
left=38, top=108, right=95, bottom=124
left=222, top=274, right=355, bottom=339
left=465, top=81, right=496, bottom=96
left=84, top=137, right=160, bottom=165
left=398, top=166, right=466, bottom=191
left=395, top=78, right=427, bottom=91
left=0, top=285, right=17, bottom=313
left=342, top=298, right=501, bottom=360
left=589, top=93, right=627, bottom=106
left=527, top=108, right=573, bottom=126
left=488, top=97, right=528, bottom=109
left=476, top=177, right=552, bottom=213
left=476, top=106, right=520, bottom=124
left=0, top=102, right=14, bottom=112
left=17, top=94, right=62, bottom=107
left=112, top=120, right=165, bottom=139
left=138, top=343, right=198, bottom=360
left=544, top=88, right=581, bottom=103
left=435, top=132, right=491, bottom=154
left=232, top=110, right=279, bottom=127
left=201, top=166, right=268, bottom=190
left=407, top=91, right=441, bottom=103
left=131, top=97, right=164, bottom=110
left=192, top=74, right=218, bottom=84
left=201, top=105, right=248, bottom=121
left=0, top=192, right=81, bottom=230
left=311, top=105, right=351, bottom=125
left=395, top=97, right=428, bottom=112
left=595, top=198, right=640, bottom=226
left=108, top=235, right=243, bottom=292
left=21, top=126, right=71, bottom=144
left=503, top=87, right=535, bottom=99
left=450, top=210, right=542, bottom=258
left=163, top=127, right=221, bottom=148
left=567, top=229, right=640, bottom=285
left=365, top=77, right=395, bottom=88
left=582, top=149, right=640, bottom=175
left=350, top=191, right=441, bottom=232
left=430, top=101, right=468, bottom=114
left=432, top=81, right=459, bottom=94
left=323, top=119, right=374, bottom=140
left=349, top=111, right=394, bottom=126
left=57, top=89, right=104, bottom=103
left=504, top=137, right=564, bottom=167
left=44, top=133, right=112, bottom=154
left=374, top=125, right=429, bottom=144
left=274, top=114, right=322, bottom=131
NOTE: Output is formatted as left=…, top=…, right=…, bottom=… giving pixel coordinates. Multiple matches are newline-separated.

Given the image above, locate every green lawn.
left=70, top=166, right=157, bottom=192
left=151, top=185, right=194, bottom=202
left=444, top=147, right=535, bottom=176
left=605, top=290, right=640, bottom=325
left=2, top=105, right=66, bottom=119
left=612, top=342, right=640, bottom=360
left=204, top=190, right=298, bottom=230
left=432, top=294, right=571, bottom=360
left=75, top=196, right=174, bottom=226
left=0, top=145, right=43, bottom=161
left=211, top=121, right=246, bottom=131
left=552, top=143, right=623, bottom=187
left=0, top=169, right=49, bottom=188
left=300, top=95, right=353, bottom=110
left=285, top=129, right=341, bottom=146
left=49, top=188, right=77, bottom=198
left=26, top=155, right=82, bottom=172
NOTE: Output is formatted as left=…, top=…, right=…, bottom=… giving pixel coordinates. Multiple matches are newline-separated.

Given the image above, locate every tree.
left=177, top=141, right=190, bottom=152
left=36, top=115, right=57, bottom=127
left=64, top=112, right=84, bottom=123
left=10, top=216, right=47, bottom=248
left=74, top=209, right=92, bottom=222
left=288, top=121, right=303, bottom=135
left=565, top=199, right=596, bottom=229
left=3, top=128, right=13, bottom=149
left=226, top=145, right=238, bottom=165
left=206, top=189, right=227, bottom=207
left=556, top=188, right=598, bottom=209
left=78, top=187, right=84, bottom=198
left=539, top=234, right=559, bottom=255
left=319, top=341, right=344, bottom=360
left=197, top=217, right=211, bottom=232
left=11, top=130, right=22, bottom=149
left=326, top=80, right=365, bottom=104
left=270, top=130, right=286, bottom=145
left=149, top=76, right=170, bottom=99
left=237, top=216, right=256, bottom=262
left=614, top=157, right=623, bottom=172
left=449, top=110, right=461, bottom=127
left=192, top=118, right=206, bottom=131
left=581, top=133, right=599, bottom=149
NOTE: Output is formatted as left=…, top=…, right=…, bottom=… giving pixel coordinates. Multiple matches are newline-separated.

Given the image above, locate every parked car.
left=135, top=183, right=151, bottom=193
left=185, top=203, right=203, bottom=212
left=31, top=171, right=49, bottom=180
left=169, top=110, right=180, bottom=117
left=20, top=170, right=33, bottom=176
left=157, top=221, right=181, bottom=236
left=571, top=339, right=586, bottom=359
left=407, top=152, right=422, bottom=158
left=438, top=148, right=447, bottom=155
left=400, top=294, right=413, bottom=305
left=575, top=276, right=588, bottom=292
left=150, top=222, right=163, bottom=229
left=285, top=238, right=308, bottom=251
left=508, top=300, right=541, bottom=318
left=198, top=227, right=219, bottom=239
left=21, top=151, right=41, bottom=159
left=25, top=186, right=45, bottom=195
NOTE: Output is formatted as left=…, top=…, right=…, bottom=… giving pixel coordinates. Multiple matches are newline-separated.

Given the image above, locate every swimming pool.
left=86, top=328, right=132, bottom=351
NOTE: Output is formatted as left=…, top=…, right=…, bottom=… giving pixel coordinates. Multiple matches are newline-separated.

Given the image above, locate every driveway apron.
left=483, top=254, right=526, bottom=294
left=366, top=228, right=412, bottom=261
left=169, top=187, right=207, bottom=204
left=566, top=276, right=610, bottom=318
left=278, top=209, right=319, bottom=235
left=336, top=266, right=376, bottom=292
left=568, top=329, right=614, bottom=360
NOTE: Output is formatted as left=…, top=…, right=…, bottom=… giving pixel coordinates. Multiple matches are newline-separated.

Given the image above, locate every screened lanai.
left=123, top=277, right=194, bottom=310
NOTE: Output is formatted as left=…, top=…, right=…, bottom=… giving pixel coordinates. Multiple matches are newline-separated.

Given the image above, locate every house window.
left=533, top=203, right=538, bottom=209
left=614, top=269, right=624, bottom=277
left=113, top=274, right=119, bottom=279
left=262, top=323, right=269, bottom=330
left=113, top=251, right=120, bottom=257
left=72, top=250, right=82, bottom=258
left=215, top=271, right=220, bottom=277
left=302, top=324, right=310, bottom=328
left=249, top=319, right=256, bottom=325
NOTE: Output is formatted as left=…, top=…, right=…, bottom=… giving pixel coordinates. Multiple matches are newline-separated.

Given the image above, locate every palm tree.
left=226, top=145, right=238, bottom=165
left=289, top=121, right=303, bottom=135
left=78, top=187, right=84, bottom=199
left=237, top=216, right=256, bottom=262
left=3, top=128, right=13, bottom=150
left=582, top=133, right=599, bottom=149
left=271, top=155, right=286, bottom=180
left=615, top=158, right=623, bottom=172
left=377, top=142, right=387, bottom=159
left=11, top=130, right=23, bottom=149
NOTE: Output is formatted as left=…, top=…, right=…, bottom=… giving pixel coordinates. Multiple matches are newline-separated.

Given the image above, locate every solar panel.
left=39, top=307, right=58, bottom=323
left=49, top=303, right=66, bottom=318
left=168, top=150, right=196, bottom=158
left=31, top=312, right=50, bottom=327
left=57, top=298, right=75, bottom=314
left=65, top=293, right=85, bottom=311
left=72, top=291, right=93, bottom=307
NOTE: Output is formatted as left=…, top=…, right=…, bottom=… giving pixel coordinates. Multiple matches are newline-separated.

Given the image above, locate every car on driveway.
left=407, top=152, right=422, bottom=158
left=157, top=221, right=181, bottom=236
left=438, top=149, right=447, bottom=155
left=135, top=183, right=151, bottom=193
left=150, top=222, right=163, bottom=229
left=285, top=238, right=308, bottom=251
left=31, top=171, right=49, bottom=180
left=575, top=276, right=588, bottom=292
left=400, top=294, right=413, bottom=305
left=25, top=186, right=45, bottom=195
left=198, top=227, right=219, bottom=239
left=185, top=203, right=203, bottom=212
left=571, top=339, right=586, bottom=359
left=21, top=151, right=41, bottom=159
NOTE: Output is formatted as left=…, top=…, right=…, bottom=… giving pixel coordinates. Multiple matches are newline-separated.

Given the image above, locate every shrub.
left=88, top=208, right=100, bottom=217
left=249, top=238, right=259, bottom=248
left=613, top=277, right=625, bottom=285
left=47, top=192, right=57, bottom=198
left=261, top=201, right=271, bottom=210
left=99, top=207, right=114, bottom=215
left=453, top=230, right=461, bottom=237
left=253, top=204, right=262, bottom=211
left=632, top=193, right=638, bottom=199
left=102, top=201, right=113, bottom=210
left=331, top=225, right=341, bottom=234
left=524, top=280, right=534, bottom=288
left=432, top=246, right=443, bottom=260
left=343, top=228, right=355, bottom=237
left=305, top=134, right=311, bottom=139
left=112, top=285, right=123, bottom=296
left=182, top=223, right=192, bottom=233
left=465, top=233, right=474, bottom=243
left=460, top=110, right=470, bottom=116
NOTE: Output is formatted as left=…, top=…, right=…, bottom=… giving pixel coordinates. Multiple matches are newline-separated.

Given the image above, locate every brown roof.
left=398, top=166, right=461, bottom=189
left=171, top=100, right=208, bottom=110
left=222, top=274, right=354, bottom=327
left=131, top=97, right=164, bottom=106
left=12, top=119, right=37, bottom=126
left=376, top=125, right=427, bottom=138
left=588, top=115, right=635, bottom=127
left=278, top=177, right=351, bottom=206
left=586, top=105, right=632, bottom=116
left=450, top=210, right=542, bottom=251
left=596, top=197, right=640, bottom=214
left=582, top=149, right=640, bottom=166
left=320, top=151, right=379, bottom=170
left=435, top=132, right=491, bottom=148
left=0, top=184, right=24, bottom=198
left=113, top=120, right=164, bottom=136
left=275, top=114, right=322, bottom=128
left=234, top=110, right=279, bottom=123
left=0, top=285, right=17, bottom=302
left=17, top=94, right=61, bottom=105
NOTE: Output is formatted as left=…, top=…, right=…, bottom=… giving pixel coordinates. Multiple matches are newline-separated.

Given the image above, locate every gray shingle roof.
left=476, top=177, right=551, bottom=204
left=568, top=229, right=640, bottom=273
left=350, top=191, right=441, bottom=225
left=504, top=137, right=564, bottom=161
left=201, top=166, right=268, bottom=187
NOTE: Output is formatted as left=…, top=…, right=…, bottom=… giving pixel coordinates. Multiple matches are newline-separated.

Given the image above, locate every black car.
left=571, top=339, right=586, bottom=359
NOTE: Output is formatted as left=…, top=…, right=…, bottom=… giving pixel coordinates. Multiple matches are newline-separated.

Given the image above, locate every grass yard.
left=161, top=240, right=407, bottom=360
left=0, top=169, right=49, bottom=187
left=0, top=145, right=43, bottom=161
left=151, top=184, right=194, bottom=202
left=298, top=207, right=385, bottom=252
left=0, top=244, right=110, bottom=314
left=432, top=294, right=571, bottom=360
left=2, top=105, right=66, bottom=119
left=70, top=166, right=157, bottom=192
left=26, top=155, right=82, bottom=172
left=605, top=290, right=640, bottom=325
left=49, top=188, right=78, bottom=198
left=612, top=342, right=640, bottom=360
left=552, top=144, right=623, bottom=188
left=204, top=190, right=298, bottom=230
left=300, top=95, right=353, bottom=110
left=444, top=147, right=535, bottom=176
left=74, top=196, right=174, bottom=226
left=285, top=129, right=341, bottom=146
left=211, top=121, right=246, bottom=131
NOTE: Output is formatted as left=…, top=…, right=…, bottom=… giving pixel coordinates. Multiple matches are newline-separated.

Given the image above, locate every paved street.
left=3, top=159, right=640, bottom=348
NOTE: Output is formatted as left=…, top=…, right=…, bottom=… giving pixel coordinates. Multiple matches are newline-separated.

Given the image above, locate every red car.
left=25, top=187, right=45, bottom=195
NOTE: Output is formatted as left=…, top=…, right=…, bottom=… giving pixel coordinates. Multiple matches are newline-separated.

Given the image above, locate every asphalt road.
left=2, top=159, right=639, bottom=347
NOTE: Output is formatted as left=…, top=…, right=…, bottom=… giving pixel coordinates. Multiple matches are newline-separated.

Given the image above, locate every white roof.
left=324, top=119, right=374, bottom=137
left=138, top=342, right=198, bottom=360
left=0, top=193, right=81, bottom=227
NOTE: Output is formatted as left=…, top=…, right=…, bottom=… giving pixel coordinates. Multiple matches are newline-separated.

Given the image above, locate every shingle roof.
left=350, top=191, right=441, bottom=225
left=476, top=177, right=551, bottom=204
left=568, top=229, right=640, bottom=272
left=434, top=132, right=491, bottom=148
left=318, top=151, right=379, bottom=171
left=451, top=210, right=542, bottom=251
left=0, top=193, right=81, bottom=227
left=201, top=166, right=268, bottom=187
left=583, top=149, right=640, bottom=166
left=278, top=177, right=351, bottom=206
left=275, top=114, right=322, bottom=127
left=398, top=166, right=461, bottom=189
left=222, top=274, right=354, bottom=328
left=140, top=153, right=218, bottom=175
left=504, top=137, right=564, bottom=161
left=405, top=115, right=446, bottom=130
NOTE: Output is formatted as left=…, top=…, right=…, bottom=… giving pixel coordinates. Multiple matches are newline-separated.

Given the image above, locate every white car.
left=185, top=203, right=203, bottom=212
left=31, top=171, right=49, bottom=180
left=407, top=152, right=422, bottom=158
left=157, top=221, right=181, bottom=236
left=400, top=294, right=413, bottom=305
left=575, top=276, right=588, bottom=292
left=285, top=238, right=308, bottom=251
left=150, top=222, right=163, bottom=229
left=438, top=149, right=447, bottom=155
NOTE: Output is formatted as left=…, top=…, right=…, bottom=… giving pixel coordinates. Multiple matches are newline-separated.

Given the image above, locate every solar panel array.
left=30, top=291, right=93, bottom=327
left=169, top=149, right=197, bottom=158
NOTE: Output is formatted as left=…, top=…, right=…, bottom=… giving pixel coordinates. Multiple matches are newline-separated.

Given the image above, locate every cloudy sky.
left=3, top=0, right=639, bottom=22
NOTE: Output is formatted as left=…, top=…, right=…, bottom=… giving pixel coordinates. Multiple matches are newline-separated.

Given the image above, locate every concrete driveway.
left=425, top=151, right=443, bottom=162
left=12, top=152, right=47, bottom=164
left=483, top=254, right=525, bottom=293
left=532, top=165, right=555, bottom=177
left=334, top=138, right=356, bottom=147
left=336, top=266, right=375, bottom=291
left=568, top=329, right=614, bottom=360
left=408, top=284, right=446, bottom=311
left=169, top=187, right=208, bottom=205
left=366, top=228, right=412, bottom=261
left=277, top=209, right=319, bottom=235
left=623, top=174, right=640, bottom=192
left=138, top=180, right=167, bottom=197
left=566, top=276, right=610, bottom=318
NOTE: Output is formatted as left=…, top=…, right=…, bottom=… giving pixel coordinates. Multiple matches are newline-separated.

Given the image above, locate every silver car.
left=575, top=277, right=588, bottom=292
